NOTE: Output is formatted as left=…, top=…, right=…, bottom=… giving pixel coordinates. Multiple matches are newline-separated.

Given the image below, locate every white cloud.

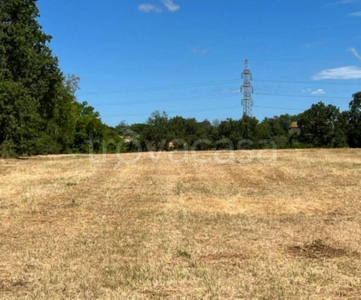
left=312, top=66, right=361, bottom=80
left=349, top=11, right=361, bottom=16
left=349, top=47, right=361, bottom=60
left=161, top=0, right=180, bottom=12
left=302, top=88, right=326, bottom=94
left=311, top=89, right=326, bottom=95
left=138, top=4, right=162, bottom=13
left=190, top=47, right=208, bottom=54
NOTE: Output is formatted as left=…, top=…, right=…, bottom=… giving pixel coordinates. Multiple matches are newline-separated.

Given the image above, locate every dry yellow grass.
left=1, top=149, right=361, bottom=299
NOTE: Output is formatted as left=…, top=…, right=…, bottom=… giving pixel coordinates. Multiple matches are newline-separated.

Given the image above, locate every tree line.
left=115, top=94, right=361, bottom=152
left=1, top=1, right=360, bottom=157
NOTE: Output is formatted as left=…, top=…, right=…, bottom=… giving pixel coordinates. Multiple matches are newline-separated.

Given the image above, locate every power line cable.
left=102, top=104, right=311, bottom=118
left=72, top=58, right=351, bottom=76
left=254, top=79, right=361, bottom=86
left=77, top=79, right=239, bottom=96
left=254, top=92, right=351, bottom=102
left=103, top=105, right=241, bottom=117
left=77, top=78, right=360, bottom=96
left=91, top=91, right=352, bottom=107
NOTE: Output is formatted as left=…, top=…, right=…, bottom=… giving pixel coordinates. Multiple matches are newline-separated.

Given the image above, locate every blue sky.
left=37, top=0, right=361, bottom=126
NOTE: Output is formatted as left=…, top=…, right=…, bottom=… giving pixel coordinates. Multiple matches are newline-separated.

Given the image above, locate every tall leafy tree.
left=297, top=102, right=347, bottom=148
left=141, top=111, right=170, bottom=150
left=72, top=101, right=106, bottom=153
left=262, top=114, right=297, bottom=137
left=217, top=116, right=259, bottom=149
left=217, top=118, right=238, bottom=149
left=347, top=92, right=361, bottom=148
left=0, top=0, right=77, bottom=155
left=0, top=81, right=40, bottom=154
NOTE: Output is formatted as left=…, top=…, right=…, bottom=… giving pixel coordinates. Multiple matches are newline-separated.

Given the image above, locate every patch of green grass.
left=177, top=250, right=191, bottom=259
left=175, top=182, right=184, bottom=195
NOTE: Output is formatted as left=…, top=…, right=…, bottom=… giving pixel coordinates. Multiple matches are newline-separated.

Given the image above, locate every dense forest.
left=0, top=1, right=360, bottom=157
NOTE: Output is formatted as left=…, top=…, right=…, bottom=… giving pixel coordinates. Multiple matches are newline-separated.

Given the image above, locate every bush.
left=0, top=140, right=17, bottom=158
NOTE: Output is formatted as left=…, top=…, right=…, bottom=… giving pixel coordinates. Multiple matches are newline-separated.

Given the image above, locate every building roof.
left=290, top=121, right=299, bottom=128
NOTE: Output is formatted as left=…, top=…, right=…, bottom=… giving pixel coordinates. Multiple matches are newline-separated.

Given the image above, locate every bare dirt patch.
left=287, top=239, right=359, bottom=259
left=0, top=278, right=32, bottom=294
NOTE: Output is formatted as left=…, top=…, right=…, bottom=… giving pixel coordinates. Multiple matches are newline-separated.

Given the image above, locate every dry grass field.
left=1, top=149, right=361, bottom=299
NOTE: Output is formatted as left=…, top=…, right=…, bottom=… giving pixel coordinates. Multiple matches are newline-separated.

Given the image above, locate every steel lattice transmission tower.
left=240, top=59, right=254, bottom=117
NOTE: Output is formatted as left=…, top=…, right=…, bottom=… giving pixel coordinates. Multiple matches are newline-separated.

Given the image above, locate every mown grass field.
left=1, top=149, right=361, bottom=299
